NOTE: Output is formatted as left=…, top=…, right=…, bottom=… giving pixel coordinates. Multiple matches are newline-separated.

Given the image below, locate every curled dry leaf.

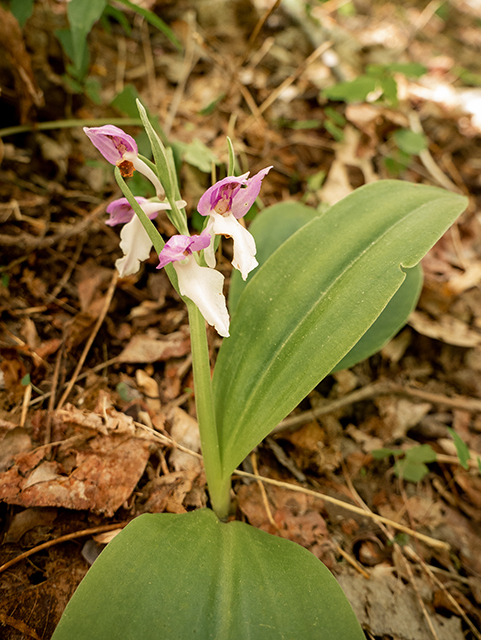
left=135, top=369, right=161, bottom=413
left=409, top=310, right=481, bottom=347
left=167, top=407, right=201, bottom=472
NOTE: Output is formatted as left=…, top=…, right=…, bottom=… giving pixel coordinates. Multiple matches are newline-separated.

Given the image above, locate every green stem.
left=187, top=302, right=231, bottom=519
left=0, top=118, right=142, bottom=139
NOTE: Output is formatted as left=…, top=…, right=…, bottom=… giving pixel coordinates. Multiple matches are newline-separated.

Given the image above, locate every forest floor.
left=1, top=0, right=481, bottom=638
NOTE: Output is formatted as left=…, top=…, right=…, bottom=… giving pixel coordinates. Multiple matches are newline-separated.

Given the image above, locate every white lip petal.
left=115, top=216, right=153, bottom=277
left=212, top=213, right=258, bottom=280
left=174, top=257, right=230, bottom=337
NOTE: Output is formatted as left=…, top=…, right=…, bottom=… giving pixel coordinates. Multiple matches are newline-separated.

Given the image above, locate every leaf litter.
left=1, top=0, right=481, bottom=638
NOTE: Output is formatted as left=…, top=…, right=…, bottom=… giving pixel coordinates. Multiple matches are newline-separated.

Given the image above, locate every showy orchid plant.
left=53, top=102, right=467, bottom=640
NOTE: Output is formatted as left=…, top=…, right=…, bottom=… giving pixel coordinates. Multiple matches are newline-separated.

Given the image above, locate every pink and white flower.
left=197, top=167, right=272, bottom=280
left=83, top=125, right=164, bottom=196
left=107, top=196, right=186, bottom=278
left=157, top=232, right=230, bottom=337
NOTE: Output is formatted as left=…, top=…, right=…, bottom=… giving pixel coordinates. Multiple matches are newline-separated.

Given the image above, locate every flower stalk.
left=187, top=301, right=230, bottom=519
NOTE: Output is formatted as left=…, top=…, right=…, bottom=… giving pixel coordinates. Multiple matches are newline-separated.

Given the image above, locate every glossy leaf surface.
left=214, top=181, right=467, bottom=479
left=52, top=509, right=364, bottom=640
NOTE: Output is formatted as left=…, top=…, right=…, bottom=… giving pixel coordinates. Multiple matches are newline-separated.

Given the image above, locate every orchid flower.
left=83, top=125, right=164, bottom=197
left=107, top=196, right=187, bottom=278
left=197, top=167, right=272, bottom=280
left=157, top=232, right=230, bottom=337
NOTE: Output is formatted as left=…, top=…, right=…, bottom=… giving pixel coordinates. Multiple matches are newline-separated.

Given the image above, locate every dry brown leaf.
left=3, top=506, right=57, bottom=544
left=454, top=471, right=481, bottom=510
left=375, top=397, right=432, bottom=440
left=118, top=331, right=191, bottom=363
left=238, top=481, right=329, bottom=559
left=448, top=262, right=481, bottom=295
left=57, top=403, right=136, bottom=436
left=0, top=6, right=43, bottom=122
left=338, top=570, right=464, bottom=640
left=409, top=310, right=481, bottom=347
left=141, top=468, right=205, bottom=514
left=0, top=434, right=150, bottom=516
left=135, top=369, right=161, bottom=413
left=167, top=407, right=201, bottom=472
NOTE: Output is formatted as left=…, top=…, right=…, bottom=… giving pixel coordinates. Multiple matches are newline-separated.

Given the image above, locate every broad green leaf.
left=230, top=202, right=423, bottom=373
left=229, top=201, right=318, bottom=315
left=111, top=84, right=144, bottom=119
left=405, top=444, right=437, bottom=464
left=394, top=446, right=437, bottom=482
left=67, top=0, right=107, bottom=72
left=175, top=138, right=221, bottom=173
left=331, top=262, right=422, bottom=372
left=447, top=427, right=470, bottom=469
left=111, top=85, right=166, bottom=143
left=394, top=459, right=430, bottom=482
left=10, top=0, right=34, bottom=27
left=213, top=181, right=467, bottom=480
left=55, top=29, right=90, bottom=81
left=367, top=63, right=427, bottom=79
left=393, top=129, right=428, bottom=155
left=52, top=509, right=364, bottom=640
left=322, top=75, right=378, bottom=102
left=385, top=62, right=427, bottom=78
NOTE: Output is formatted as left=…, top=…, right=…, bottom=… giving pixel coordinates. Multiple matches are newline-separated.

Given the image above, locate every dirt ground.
left=1, top=0, right=481, bottom=638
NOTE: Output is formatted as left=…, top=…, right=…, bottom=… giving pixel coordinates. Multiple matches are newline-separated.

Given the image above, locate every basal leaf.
left=52, top=509, right=363, bottom=639
left=213, top=181, right=467, bottom=480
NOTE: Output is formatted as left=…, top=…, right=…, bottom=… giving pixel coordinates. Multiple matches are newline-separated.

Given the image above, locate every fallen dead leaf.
left=375, top=397, right=432, bottom=440
left=0, top=434, right=150, bottom=516
left=338, top=569, right=464, bottom=640
left=0, top=5, right=43, bottom=122
left=118, top=331, right=191, bottom=363
left=167, top=406, right=201, bottom=472
left=135, top=369, right=161, bottom=413
left=238, top=481, right=329, bottom=560
left=0, top=426, right=32, bottom=472
left=56, top=402, right=136, bottom=436
left=140, top=468, right=206, bottom=514
left=409, top=310, right=481, bottom=347
left=4, top=506, right=57, bottom=543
